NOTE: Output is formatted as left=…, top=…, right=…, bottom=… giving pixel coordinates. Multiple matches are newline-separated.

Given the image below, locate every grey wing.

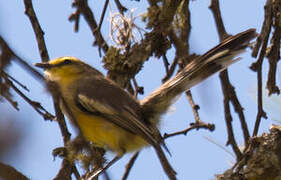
left=75, top=76, right=158, bottom=146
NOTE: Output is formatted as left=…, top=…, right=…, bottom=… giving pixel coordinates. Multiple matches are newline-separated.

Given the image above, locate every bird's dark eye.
left=63, top=59, right=72, bottom=65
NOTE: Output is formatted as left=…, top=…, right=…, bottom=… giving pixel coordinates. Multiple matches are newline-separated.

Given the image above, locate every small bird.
left=35, top=29, right=256, bottom=179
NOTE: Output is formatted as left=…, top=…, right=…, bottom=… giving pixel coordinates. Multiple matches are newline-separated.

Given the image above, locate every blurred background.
left=0, top=0, right=277, bottom=179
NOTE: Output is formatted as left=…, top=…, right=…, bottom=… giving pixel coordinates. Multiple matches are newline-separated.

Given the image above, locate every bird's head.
left=35, top=56, right=95, bottom=82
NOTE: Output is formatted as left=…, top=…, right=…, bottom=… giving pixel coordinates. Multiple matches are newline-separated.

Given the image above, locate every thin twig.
left=0, top=36, right=44, bottom=80
left=4, top=74, right=54, bottom=120
left=162, top=53, right=170, bottom=74
left=185, top=90, right=201, bottom=123
left=4, top=73, right=29, bottom=92
left=69, top=0, right=109, bottom=54
left=122, top=152, right=140, bottom=180
left=95, top=0, right=109, bottom=33
left=23, top=0, right=49, bottom=62
left=164, top=121, right=215, bottom=139
left=162, top=58, right=178, bottom=83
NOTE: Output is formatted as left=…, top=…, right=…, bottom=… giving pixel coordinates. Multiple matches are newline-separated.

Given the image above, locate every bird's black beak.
left=34, top=62, right=52, bottom=69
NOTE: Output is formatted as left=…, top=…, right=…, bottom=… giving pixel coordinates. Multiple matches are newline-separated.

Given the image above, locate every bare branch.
left=209, top=0, right=250, bottom=153
left=4, top=73, right=54, bottom=120
left=69, top=0, right=109, bottom=54
left=23, top=0, right=49, bottom=62
left=164, top=121, right=215, bottom=139
left=122, top=152, right=140, bottom=180
left=251, top=0, right=272, bottom=136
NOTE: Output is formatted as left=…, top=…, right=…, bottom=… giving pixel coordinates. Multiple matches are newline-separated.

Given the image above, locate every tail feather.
left=141, top=29, right=257, bottom=124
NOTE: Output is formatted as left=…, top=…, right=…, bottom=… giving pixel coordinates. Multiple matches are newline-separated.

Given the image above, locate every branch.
left=251, top=0, right=272, bottom=136
left=209, top=0, right=250, bottom=156
left=3, top=73, right=54, bottom=120
left=69, top=0, right=109, bottom=54
left=164, top=121, right=215, bottom=139
left=219, top=71, right=242, bottom=160
left=185, top=90, right=201, bottom=123
left=0, top=162, right=28, bottom=180
left=96, top=0, right=109, bottom=33
left=23, top=1, right=80, bottom=178
left=23, top=0, right=49, bottom=62
left=252, top=0, right=280, bottom=96
left=122, top=152, right=140, bottom=180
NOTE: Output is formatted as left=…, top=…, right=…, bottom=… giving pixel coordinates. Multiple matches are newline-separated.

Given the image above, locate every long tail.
left=140, top=29, right=257, bottom=123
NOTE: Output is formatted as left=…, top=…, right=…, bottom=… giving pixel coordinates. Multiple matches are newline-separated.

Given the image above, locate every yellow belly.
left=58, top=80, right=148, bottom=154
left=74, top=110, right=148, bottom=154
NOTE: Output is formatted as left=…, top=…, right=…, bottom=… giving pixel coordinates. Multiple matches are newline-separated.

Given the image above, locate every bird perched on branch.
left=35, top=29, right=257, bottom=180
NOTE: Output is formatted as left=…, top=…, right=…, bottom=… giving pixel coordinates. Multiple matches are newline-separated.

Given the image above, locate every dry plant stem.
left=0, top=162, right=29, bottom=180
left=122, top=152, right=140, bottom=180
left=23, top=0, right=49, bottom=62
left=70, top=0, right=109, bottom=54
left=210, top=0, right=250, bottom=149
left=163, top=121, right=215, bottom=139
